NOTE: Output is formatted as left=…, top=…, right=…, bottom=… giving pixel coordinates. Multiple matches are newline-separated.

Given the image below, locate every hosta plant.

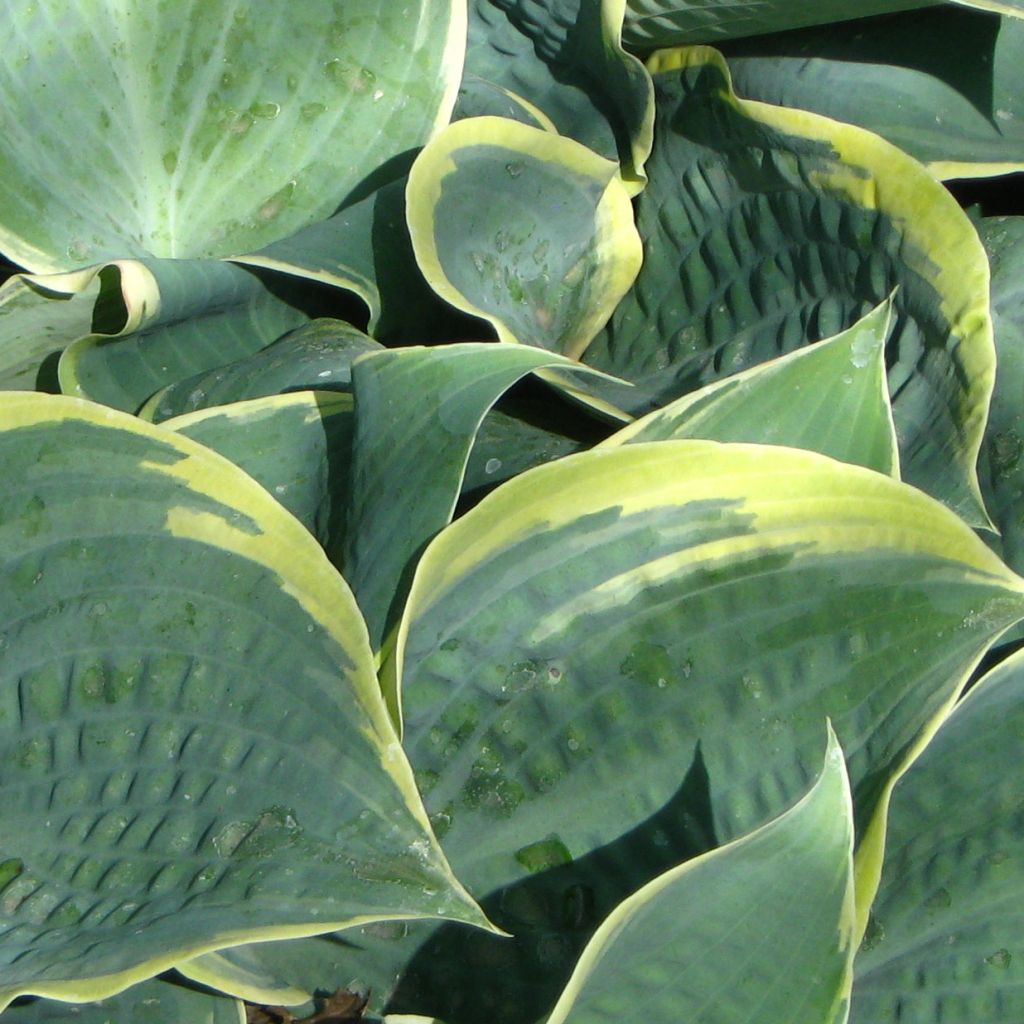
left=2, top=1, right=1024, bottom=1022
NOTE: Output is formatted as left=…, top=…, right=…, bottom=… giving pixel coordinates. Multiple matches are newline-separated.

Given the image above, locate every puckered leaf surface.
left=580, top=46, right=995, bottom=525
left=602, top=299, right=899, bottom=476
left=0, top=394, right=487, bottom=1010
left=287, top=440, right=1024, bottom=1024
left=851, top=647, right=1024, bottom=1022
left=0, top=0, right=466, bottom=271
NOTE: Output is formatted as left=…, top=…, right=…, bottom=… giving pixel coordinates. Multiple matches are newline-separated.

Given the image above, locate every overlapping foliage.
left=1, top=1, right=1024, bottom=1022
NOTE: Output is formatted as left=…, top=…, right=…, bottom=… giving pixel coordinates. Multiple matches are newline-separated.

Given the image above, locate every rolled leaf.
left=0, top=272, right=104, bottom=392
left=343, top=343, right=608, bottom=658
left=176, top=945, right=310, bottom=1006
left=0, top=394, right=487, bottom=1010
left=48, top=259, right=317, bottom=412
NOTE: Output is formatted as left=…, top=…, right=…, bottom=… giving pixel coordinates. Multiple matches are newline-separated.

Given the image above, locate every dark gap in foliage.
left=947, top=174, right=1024, bottom=218
left=248, top=266, right=372, bottom=333
left=964, top=634, right=1024, bottom=699
left=457, top=376, right=615, bottom=516
left=0, top=253, right=17, bottom=289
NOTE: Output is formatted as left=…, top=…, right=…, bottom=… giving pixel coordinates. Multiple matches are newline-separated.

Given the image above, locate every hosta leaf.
left=724, top=8, right=1024, bottom=179
left=140, top=319, right=380, bottom=423
left=581, top=46, right=996, bottom=526
left=949, top=0, right=1024, bottom=16
left=348, top=441, right=1022, bottom=1024
left=1, top=978, right=243, bottom=1024
left=851, top=647, right=1024, bottom=1023
left=464, top=0, right=653, bottom=187
left=177, top=946, right=310, bottom=1006
left=0, top=394, right=487, bottom=1010
left=343, top=344, right=606, bottom=657
left=0, top=272, right=104, bottom=393
left=407, top=118, right=642, bottom=359
left=454, top=77, right=558, bottom=130
left=977, top=217, right=1024, bottom=577
left=48, top=258, right=319, bottom=412
left=462, top=407, right=588, bottom=498
left=165, top=392, right=354, bottom=548
left=621, top=0, right=936, bottom=48
left=547, top=727, right=855, bottom=1024
left=0, top=0, right=466, bottom=272
left=601, top=298, right=898, bottom=476
left=233, top=169, right=469, bottom=348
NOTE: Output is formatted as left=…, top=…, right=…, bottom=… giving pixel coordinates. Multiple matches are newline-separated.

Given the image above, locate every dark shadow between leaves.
left=383, top=743, right=719, bottom=1024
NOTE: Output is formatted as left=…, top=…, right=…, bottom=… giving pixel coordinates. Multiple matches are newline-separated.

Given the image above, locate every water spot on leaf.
left=251, top=100, right=280, bottom=120
left=323, top=58, right=348, bottom=83
left=301, top=102, right=327, bottom=122
left=985, top=949, right=1012, bottom=968
left=514, top=834, right=571, bottom=874
left=741, top=672, right=763, bottom=700
left=229, top=110, right=254, bottom=135
left=619, top=641, right=675, bottom=690
left=258, top=180, right=296, bottom=221
left=429, top=801, right=454, bottom=840
left=505, top=161, right=524, bottom=179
